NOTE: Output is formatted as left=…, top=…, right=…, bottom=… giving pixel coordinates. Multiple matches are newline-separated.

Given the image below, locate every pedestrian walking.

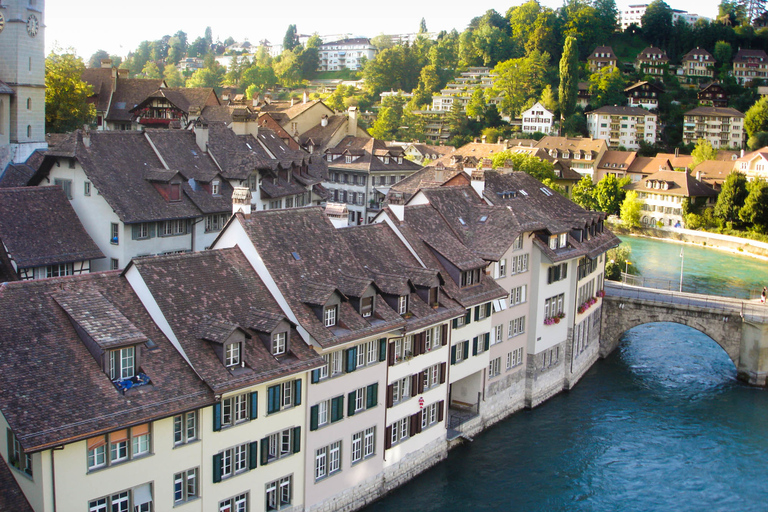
left=762, top=287, right=766, bottom=303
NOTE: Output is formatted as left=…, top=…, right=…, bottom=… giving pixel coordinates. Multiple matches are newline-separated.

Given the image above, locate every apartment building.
left=521, top=102, right=555, bottom=135
left=625, top=170, right=718, bottom=227
left=586, top=105, right=658, bottom=150
left=588, top=46, right=618, bottom=73
left=317, top=39, right=377, bottom=71
left=635, top=46, right=669, bottom=78
left=624, top=81, right=664, bottom=110
left=534, top=136, right=609, bottom=181
left=733, top=48, right=768, bottom=85
left=682, top=106, right=745, bottom=149
left=681, top=48, right=715, bottom=83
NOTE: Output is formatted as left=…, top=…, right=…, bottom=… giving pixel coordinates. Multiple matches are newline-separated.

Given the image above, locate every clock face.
left=26, top=14, right=38, bottom=37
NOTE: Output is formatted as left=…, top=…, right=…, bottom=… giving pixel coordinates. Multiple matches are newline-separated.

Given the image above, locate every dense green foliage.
left=45, top=50, right=96, bottom=133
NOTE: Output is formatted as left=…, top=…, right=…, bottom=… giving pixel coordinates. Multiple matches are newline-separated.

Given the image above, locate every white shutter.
left=521, top=285, right=527, bottom=303
left=133, top=483, right=152, bottom=506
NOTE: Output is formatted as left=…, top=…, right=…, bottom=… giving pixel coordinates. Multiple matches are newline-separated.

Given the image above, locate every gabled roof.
left=534, top=136, right=607, bottom=160
left=693, top=160, right=735, bottom=186
left=0, top=457, right=34, bottom=512
left=80, top=67, right=114, bottom=112
left=432, top=141, right=510, bottom=167
left=0, top=272, right=212, bottom=452
left=131, top=87, right=219, bottom=115
left=237, top=207, right=407, bottom=348
left=682, top=47, right=714, bottom=60
left=624, top=80, right=664, bottom=94
left=588, top=46, right=617, bottom=60
left=326, top=137, right=422, bottom=173
left=636, top=46, right=669, bottom=62
left=734, top=48, right=768, bottom=62
left=598, top=150, right=637, bottom=171
left=684, top=106, right=744, bottom=118
left=107, top=78, right=164, bottom=122
left=130, top=248, right=322, bottom=394
left=626, top=170, right=718, bottom=198
left=588, top=105, right=655, bottom=116
left=0, top=187, right=104, bottom=269
left=387, top=165, right=463, bottom=202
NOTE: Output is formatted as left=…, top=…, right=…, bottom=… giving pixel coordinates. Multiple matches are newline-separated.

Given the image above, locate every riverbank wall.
left=607, top=221, right=768, bottom=261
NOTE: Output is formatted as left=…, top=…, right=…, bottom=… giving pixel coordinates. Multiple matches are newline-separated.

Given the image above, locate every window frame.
left=173, top=411, right=198, bottom=446
left=174, top=467, right=199, bottom=504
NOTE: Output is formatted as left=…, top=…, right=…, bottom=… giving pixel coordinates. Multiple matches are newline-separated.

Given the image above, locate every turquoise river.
left=363, top=235, right=768, bottom=511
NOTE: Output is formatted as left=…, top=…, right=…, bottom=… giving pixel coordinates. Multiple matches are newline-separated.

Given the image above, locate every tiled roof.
left=433, top=141, right=510, bottom=167
left=107, top=78, right=164, bottom=122
left=626, top=170, right=719, bottom=198
left=297, top=114, right=348, bottom=151
left=81, top=67, right=114, bottom=112
left=0, top=457, right=33, bottom=512
left=0, top=187, right=104, bottom=268
left=0, top=79, right=14, bottom=95
left=734, top=49, right=768, bottom=62
left=387, top=165, right=463, bottom=201
left=636, top=46, right=669, bottom=61
left=589, top=46, right=617, bottom=59
left=130, top=248, right=322, bottom=394
left=326, top=137, right=422, bottom=173
left=683, top=48, right=714, bottom=60
left=693, top=160, right=735, bottom=186
left=0, top=272, right=212, bottom=452
left=588, top=105, right=654, bottom=116
left=598, top=150, right=637, bottom=170
left=625, top=155, right=673, bottom=175
left=534, top=136, right=607, bottom=156
left=684, top=106, right=744, bottom=118
left=238, top=207, right=407, bottom=349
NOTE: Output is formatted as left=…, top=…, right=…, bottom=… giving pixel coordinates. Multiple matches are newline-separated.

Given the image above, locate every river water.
left=364, top=236, right=768, bottom=512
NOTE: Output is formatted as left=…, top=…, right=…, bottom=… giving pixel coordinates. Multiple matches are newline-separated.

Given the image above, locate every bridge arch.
left=600, top=296, right=743, bottom=368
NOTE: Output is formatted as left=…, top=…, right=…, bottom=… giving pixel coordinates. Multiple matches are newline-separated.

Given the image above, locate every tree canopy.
left=45, top=50, right=95, bottom=133
left=745, top=96, right=768, bottom=138
left=714, top=171, right=749, bottom=225
left=558, top=36, right=579, bottom=120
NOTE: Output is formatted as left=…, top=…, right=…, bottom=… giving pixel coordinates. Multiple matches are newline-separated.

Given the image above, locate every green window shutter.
left=348, top=391, right=357, bottom=417
left=474, top=306, right=480, bottom=321
left=213, top=402, right=222, bottom=432
left=379, top=338, right=387, bottom=361
left=294, top=379, right=302, bottom=406
left=345, top=347, right=357, bottom=373
left=451, top=345, right=457, bottom=364
left=452, top=318, right=458, bottom=329
left=213, top=453, right=222, bottom=483
left=484, top=333, right=490, bottom=352
left=331, top=396, right=344, bottom=422
left=465, top=309, right=471, bottom=324
left=310, top=405, right=319, bottom=431
left=149, top=222, right=156, bottom=238
left=268, top=385, right=280, bottom=414
left=472, top=337, right=478, bottom=356
left=486, top=303, right=492, bottom=317
left=292, top=426, right=301, bottom=454
left=563, top=263, right=568, bottom=279
left=367, top=383, right=378, bottom=409
left=250, top=391, right=258, bottom=420
left=463, top=341, right=469, bottom=359
left=131, top=224, right=139, bottom=240
left=311, top=369, right=320, bottom=383
left=260, top=437, right=269, bottom=465
left=249, top=441, right=258, bottom=470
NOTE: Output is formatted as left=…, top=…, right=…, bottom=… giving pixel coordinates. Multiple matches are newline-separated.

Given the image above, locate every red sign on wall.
left=418, top=397, right=424, bottom=409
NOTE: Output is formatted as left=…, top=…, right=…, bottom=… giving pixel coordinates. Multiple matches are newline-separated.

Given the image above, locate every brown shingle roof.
left=626, top=170, right=719, bottom=198
left=0, top=457, right=34, bottom=512
left=107, top=78, right=164, bottom=122
left=0, top=187, right=104, bottom=268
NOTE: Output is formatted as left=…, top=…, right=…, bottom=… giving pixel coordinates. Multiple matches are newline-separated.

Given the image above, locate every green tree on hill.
left=620, top=190, right=642, bottom=228
left=45, top=49, right=95, bottom=133
left=714, top=171, right=749, bottom=226
left=559, top=36, right=579, bottom=120
left=739, top=178, right=768, bottom=233
left=745, top=96, right=768, bottom=138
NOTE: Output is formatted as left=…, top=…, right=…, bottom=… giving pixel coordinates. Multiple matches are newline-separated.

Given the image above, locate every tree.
left=204, top=27, right=213, bottom=48
left=241, top=65, right=277, bottom=93
left=419, top=18, right=428, bottom=33
left=141, top=61, right=162, bottom=79
left=605, top=245, right=637, bottom=280
left=641, top=0, right=674, bottom=48
left=620, top=190, right=642, bottom=228
left=45, top=50, right=95, bottom=133
left=595, top=174, right=630, bottom=214
left=745, top=96, right=768, bottom=137
left=541, top=178, right=567, bottom=196
left=418, top=65, right=441, bottom=94
left=572, top=176, right=598, bottom=210
left=690, top=138, right=717, bottom=169
left=740, top=0, right=767, bottom=22
left=540, top=85, right=557, bottom=114
left=273, top=50, right=301, bottom=87
left=739, top=178, right=768, bottom=232
left=507, top=0, right=542, bottom=58
left=748, top=131, right=768, bottom=150
left=88, top=50, right=110, bottom=68
left=490, top=151, right=556, bottom=181
left=163, top=64, right=185, bottom=87
left=371, top=34, right=394, bottom=51
left=466, top=89, right=486, bottom=119
left=186, top=66, right=224, bottom=88
left=713, top=41, right=733, bottom=77
left=491, top=50, right=550, bottom=118
left=714, top=171, right=749, bottom=224
left=283, top=25, right=299, bottom=52
left=559, top=36, right=579, bottom=120
left=589, top=66, right=627, bottom=108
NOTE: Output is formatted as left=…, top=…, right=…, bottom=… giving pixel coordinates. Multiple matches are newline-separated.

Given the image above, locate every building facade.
left=682, top=106, right=745, bottom=149
left=317, top=39, right=377, bottom=71
left=520, top=102, right=555, bottom=135
left=733, top=48, right=768, bottom=85
left=586, top=106, right=658, bottom=150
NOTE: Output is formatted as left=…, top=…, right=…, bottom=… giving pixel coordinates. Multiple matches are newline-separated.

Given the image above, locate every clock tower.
left=0, top=0, right=46, bottom=170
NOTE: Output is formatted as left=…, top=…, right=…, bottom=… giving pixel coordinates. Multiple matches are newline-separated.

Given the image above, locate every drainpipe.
left=51, top=445, right=64, bottom=512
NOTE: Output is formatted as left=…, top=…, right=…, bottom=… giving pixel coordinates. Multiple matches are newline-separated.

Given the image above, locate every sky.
left=45, top=0, right=719, bottom=61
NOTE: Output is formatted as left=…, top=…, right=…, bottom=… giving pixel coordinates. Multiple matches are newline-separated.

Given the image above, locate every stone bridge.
left=600, top=281, right=768, bottom=386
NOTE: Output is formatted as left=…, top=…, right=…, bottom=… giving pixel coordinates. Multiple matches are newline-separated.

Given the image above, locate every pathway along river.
left=363, top=235, right=768, bottom=511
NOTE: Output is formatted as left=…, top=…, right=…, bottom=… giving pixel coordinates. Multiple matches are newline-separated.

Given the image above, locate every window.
left=392, top=336, right=413, bottom=363
left=324, top=305, right=337, bottom=327
left=489, top=357, right=501, bottom=377
left=510, top=285, right=527, bottom=306
left=420, top=402, right=441, bottom=430
left=272, top=332, right=287, bottom=356
left=422, top=364, right=442, bottom=390
left=361, top=296, right=373, bottom=317
left=398, top=295, right=409, bottom=315
left=348, top=383, right=378, bottom=416
left=357, top=340, right=378, bottom=367
left=267, top=380, right=301, bottom=414
left=548, top=263, right=568, bottom=284
left=220, top=492, right=248, bottom=512
left=109, top=346, right=135, bottom=381
left=460, top=268, right=482, bottom=287
left=90, top=486, right=153, bottom=512
left=512, top=235, right=523, bottom=250
left=212, top=180, right=220, bottom=195
left=498, top=258, right=507, bottom=278
left=476, top=302, right=490, bottom=321
left=84, top=181, right=91, bottom=196
left=225, top=342, right=241, bottom=367
left=219, top=392, right=254, bottom=429
left=161, top=219, right=187, bottom=236
left=310, top=395, right=343, bottom=430
left=266, top=475, right=292, bottom=511
left=389, top=417, right=410, bottom=447
left=508, top=316, right=526, bottom=337
left=7, top=429, right=32, bottom=477
left=544, top=293, right=565, bottom=319
left=451, top=340, right=469, bottom=364
left=110, top=258, right=119, bottom=270
left=110, top=223, right=119, bottom=245
left=508, top=347, right=524, bottom=369
left=559, top=233, right=567, bottom=248
left=494, top=324, right=503, bottom=344
left=264, top=427, right=300, bottom=463
left=173, top=411, right=197, bottom=446
left=425, top=325, right=442, bottom=351
left=510, top=254, right=529, bottom=274
left=315, top=441, right=341, bottom=480
left=390, top=376, right=411, bottom=405
left=174, top=468, right=198, bottom=504
left=215, top=443, right=251, bottom=481
left=131, top=222, right=152, bottom=240
left=206, top=213, right=229, bottom=232
left=86, top=424, right=151, bottom=471
left=45, top=263, right=73, bottom=278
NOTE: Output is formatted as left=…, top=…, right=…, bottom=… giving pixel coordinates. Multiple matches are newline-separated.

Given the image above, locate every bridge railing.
left=605, top=280, right=768, bottom=323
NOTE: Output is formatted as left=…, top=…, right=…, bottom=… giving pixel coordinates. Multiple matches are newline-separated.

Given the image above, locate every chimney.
left=674, top=147, right=679, bottom=157
left=347, top=107, right=358, bottom=136
left=481, top=135, right=487, bottom=143
left=291, top=97, right=295, bottom=106
left=321, top=115, right=328, bottom=127
left=696, top=170, right=702, bottom=181
left=232, top=187, right=253, bottom=218
left=82, top=125, right=91, bottom=148
left=303, top=90, right=309, bottom=104
left=100, top=58, right=113, bottom=69
left=741, top=148, right=745, bottom=158
left=195, top=122, right=209, bottom=152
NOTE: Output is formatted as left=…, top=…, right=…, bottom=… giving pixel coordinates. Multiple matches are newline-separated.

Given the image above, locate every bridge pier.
left=601, top=286, right=768, bottom=387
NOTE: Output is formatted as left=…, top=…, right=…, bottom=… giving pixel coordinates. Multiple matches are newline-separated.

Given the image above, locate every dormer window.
left=324, top=305, right=337, bottom=327
left=559, top=233, right=567, bottom=248
left=346, top=155, right=352, bottom=163
left=272, top=332, right=287, bottom=356
left=361, top=296, right=373, bottom=317
left=170, top=183, right=181, bottom=201
left=110, top=346, right=135, bottom=381
left=326, top=154, right=333, bottom=162
left=549, top=236, right=558, bottom=250
left=212, top=180, right=220, bottom=196
left=461, top=269, right=482, bottom=287
left=428, top=287, right=438, bottom=306
left=397, top=157, right=403, bottom=164
left=398, top=295, right=409, bottom=315
left=384, top=156, right=390, bottom=164
left=225, top=342, right=241, bottom=367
